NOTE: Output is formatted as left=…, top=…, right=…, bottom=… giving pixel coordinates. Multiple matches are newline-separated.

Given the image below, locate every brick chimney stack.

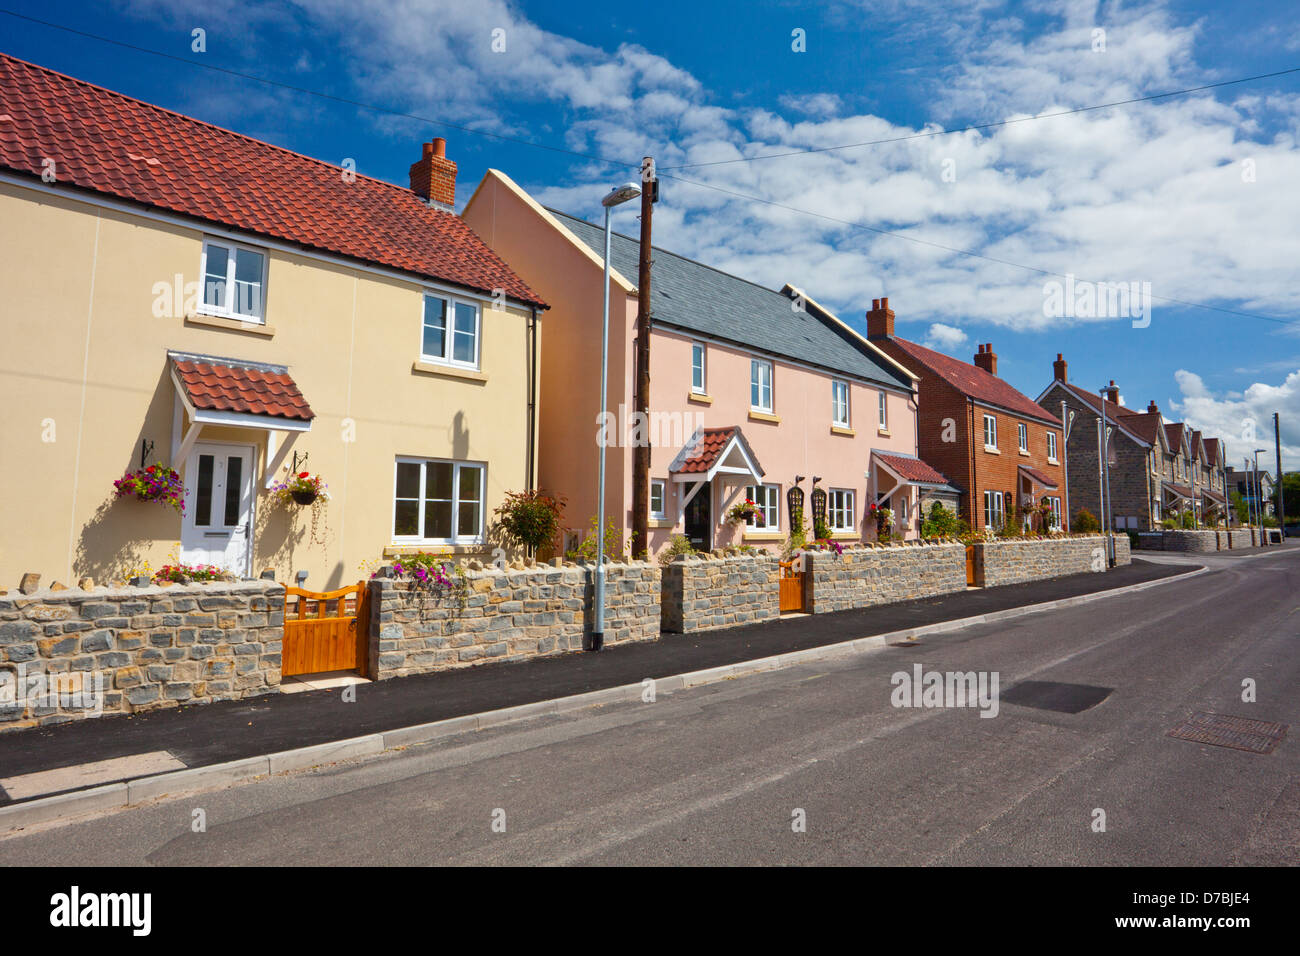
left=866, top=297, right=895, bottom=338
left=409, top=137, right=457, bottom=209
left=1147, top=399, right=1159, bottom=415
left=1103, top=380, right=1119, bottom=405
left=974, top=342, right=998, bottom=376
left=1053, top=353, right=1068, bottom=382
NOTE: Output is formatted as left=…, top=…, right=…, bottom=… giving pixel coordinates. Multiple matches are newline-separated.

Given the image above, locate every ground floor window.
left=828, top=488, right=855, bottom=532
left=650, top=479, right=666, bottom=520
left=983, top=490, right=1004, bottom=529
left=744, top=483, right=779, bottom=529
left=393, top=458, right=484, bottom=543
left=1047, top=496, right=1062, bottom=530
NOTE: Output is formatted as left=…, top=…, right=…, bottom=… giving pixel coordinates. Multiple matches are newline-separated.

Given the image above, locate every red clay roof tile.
left=0, top=54, right=544, bottom=307
left=875, top=452, right=951, bottom=485
left=174, top=358, right=314, bottom=422
left=675, top=427, right=738, bottom=474
left=884, top=337, right=1060, bottom=426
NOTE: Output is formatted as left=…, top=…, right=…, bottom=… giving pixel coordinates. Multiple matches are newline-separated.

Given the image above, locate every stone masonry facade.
left=370, top=561, right=661, bottom=678
left=660, top=552, right=780, bottom=633
left=0, top=580, right=283, bottom=731
left=805, top=543, right=967, bottom=613
left=973, top=534, right=1129, bottom=587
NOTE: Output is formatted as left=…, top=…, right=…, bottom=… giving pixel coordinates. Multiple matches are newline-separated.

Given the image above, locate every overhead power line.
left=662, top=66, right=1300, bottom=170
left=658, top=171, right=1296, bottom=326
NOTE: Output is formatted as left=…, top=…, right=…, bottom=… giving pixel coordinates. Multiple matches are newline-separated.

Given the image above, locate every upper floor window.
left=650, top=479, right=666, bottom=520
left=983, top=414, right=998, bottom=449
left=691, top=343, right=706, bottom=394
left=1018, top=423, right=1028, bottom=453
left=393, top=458, right=484, bottom=543
left=832, top=380, right=850, bottom=428
left=200, top=238, right=266, bottom=321
left=1047, top=431, right=1058, bottom=462
left=751, top=359, right=773, bottom=412
left=878, top=391, right=888, bottom=431
left=745, top=484, right=780, bottom=529
left=422, top=294, right=480, bottom=369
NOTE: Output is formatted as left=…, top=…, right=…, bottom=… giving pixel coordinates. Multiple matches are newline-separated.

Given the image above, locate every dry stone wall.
left=805, top=543, right=966, bottom=613
left=659, top=552, right=779, bottom=633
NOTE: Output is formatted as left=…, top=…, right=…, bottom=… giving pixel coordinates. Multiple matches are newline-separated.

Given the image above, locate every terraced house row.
left=0, top=53, right=1228, bottom=592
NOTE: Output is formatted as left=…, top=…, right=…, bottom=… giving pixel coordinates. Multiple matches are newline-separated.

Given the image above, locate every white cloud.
left=923, top=323, right=970, bottom=351
left=1171, top=368, right=1300, bottom=471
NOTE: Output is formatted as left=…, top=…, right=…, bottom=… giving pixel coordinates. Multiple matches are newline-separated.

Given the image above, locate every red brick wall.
left=872, top=337, right=1065, bottom=531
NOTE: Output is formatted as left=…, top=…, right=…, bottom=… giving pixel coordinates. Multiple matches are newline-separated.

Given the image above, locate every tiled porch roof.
left=674, top=427, right=738, bottom=474
left=1018, top=465, right=1059, bottom=489
left=1164, top=482, right=1194, bottom=500
left=1202, top=488, right=1227, bottom=505
left=171, top=353, right=314, bottom=422
left=875, top=452, right=950, bottom=486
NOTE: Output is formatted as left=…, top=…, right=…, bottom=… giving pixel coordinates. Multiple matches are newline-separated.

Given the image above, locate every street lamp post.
left=591, top=182, right=642, bottom=652
left=1098, top=386, right=1115, bottom=566
left=1254, top=448, right=1269, bottom=546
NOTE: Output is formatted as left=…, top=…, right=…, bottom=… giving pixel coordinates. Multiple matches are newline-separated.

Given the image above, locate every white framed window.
left=650, top=479, right=666, bottom=520
left=828, top=489, right=855, bottom=532
left=1048, top=497, right=1062, bottom=530
left=878, top=391, right=888, bottom=430
left=392, top=458, right=484, bottom=543
left=200, top=238, right=266, bottom=321
left=983, top=490, right=1004, bottom=529
left=744, top=484, right=779, bottom=529
left=691, top=343, right=706, bottom=394
left=421, top=293, right=481, bottom=369
left=832, top=380, right=850, bottom=428
left=750, top=359, right=773, bottom=412
left=983, top=414, right=998, bottom=450
left=1018, top=423, right=1028, bottom=453
left=1047, top=431, right=1058, bottom=462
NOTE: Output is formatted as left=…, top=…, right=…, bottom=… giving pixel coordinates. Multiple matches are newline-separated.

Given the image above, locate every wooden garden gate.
left=778, top=559, right=806, bottom=613
left=282, top=582, right=369, bottom=677
left=965, top=545, right=978, bottom=586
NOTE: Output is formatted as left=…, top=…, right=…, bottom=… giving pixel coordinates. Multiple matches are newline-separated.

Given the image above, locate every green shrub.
left=921, top=502, right=968, bottom=539
left=657, top=533, right=697, bottom=566
left=1073, top=508, right=1100, bottom=532
left=491, top=490, right=566, bottom=557
left=565, top=515, right=627, bottom=562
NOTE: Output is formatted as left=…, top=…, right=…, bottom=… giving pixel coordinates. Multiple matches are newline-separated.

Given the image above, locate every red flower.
left=298, top=471, right=310, bottom=479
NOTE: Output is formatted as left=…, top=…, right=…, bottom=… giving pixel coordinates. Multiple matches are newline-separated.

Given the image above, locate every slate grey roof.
left=549, top=209, right=913, bottom=391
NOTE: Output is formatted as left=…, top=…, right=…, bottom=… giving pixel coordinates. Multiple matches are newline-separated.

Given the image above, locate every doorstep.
left=279, top=671, right=372, bottom=694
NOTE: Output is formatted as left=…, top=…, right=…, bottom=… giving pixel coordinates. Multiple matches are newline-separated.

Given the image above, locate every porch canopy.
left=668, top=426, right=764, bottom=520
left=1202, top=488, right=1227, bottom=506
left=871, top=451, right=955, bottom=504
left=168, top=350, right=315, bottom=487
left=1164, top=482, right=1194, bottom=506
left=1018, top=464, right=1059, bottom=493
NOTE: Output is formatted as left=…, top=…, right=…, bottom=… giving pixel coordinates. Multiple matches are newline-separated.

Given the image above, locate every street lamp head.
left=602, top=182, right=642, bottom=208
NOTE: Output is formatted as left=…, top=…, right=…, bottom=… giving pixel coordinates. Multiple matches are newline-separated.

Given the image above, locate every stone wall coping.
left=1, top=578, right=285, bottom=603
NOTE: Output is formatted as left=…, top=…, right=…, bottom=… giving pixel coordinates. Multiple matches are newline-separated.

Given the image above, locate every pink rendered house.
left=463, top=170, right=932, bottom=554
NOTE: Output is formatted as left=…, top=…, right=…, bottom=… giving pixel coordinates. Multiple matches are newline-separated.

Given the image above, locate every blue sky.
left=4, top=0, right=1299, bottom=467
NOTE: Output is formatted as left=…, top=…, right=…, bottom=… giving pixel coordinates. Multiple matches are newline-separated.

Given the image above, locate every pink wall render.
left=463, top=169, right=923, bottom=557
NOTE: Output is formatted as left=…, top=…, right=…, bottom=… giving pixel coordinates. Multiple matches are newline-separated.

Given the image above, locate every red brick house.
left=865, top=298, right=1066, bottom=532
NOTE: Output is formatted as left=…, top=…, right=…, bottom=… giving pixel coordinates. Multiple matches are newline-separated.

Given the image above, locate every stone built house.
left=1037, top=357, right=1227, bottom=531
left=866, top=300, right=1065, bottom=533
left=1224, top=467, right=1275, bottom=518
left=0, top=54, right=547, bottom=589
left=463, top=170, right=933, bottom=554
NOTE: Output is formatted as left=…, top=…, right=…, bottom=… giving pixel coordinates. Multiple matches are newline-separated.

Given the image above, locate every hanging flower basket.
left=113, top=464, right=185, bottom=514
left=272, top=472, right=329, bottom=507
left=725, top=498, right=762, bottom=526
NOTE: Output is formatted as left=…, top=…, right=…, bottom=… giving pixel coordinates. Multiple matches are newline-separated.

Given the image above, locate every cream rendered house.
left=0, top=54, right=546, bottom=589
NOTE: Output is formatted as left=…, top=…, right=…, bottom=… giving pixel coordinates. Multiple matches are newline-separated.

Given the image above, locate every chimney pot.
left=1053, top=353, right=1068, bottom=383
left=974, top=342, right=998, bottom=376
left=866, top=296, right=895, bottom=339
left=409, top=138, right=457, bottom=207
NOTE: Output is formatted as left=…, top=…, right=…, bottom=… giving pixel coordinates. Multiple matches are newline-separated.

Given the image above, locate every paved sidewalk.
left=0, top=558, right=1189, bottom=804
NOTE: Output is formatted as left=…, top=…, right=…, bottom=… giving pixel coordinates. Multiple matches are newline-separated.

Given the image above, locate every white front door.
left=181, top=442, right=254, bottom=576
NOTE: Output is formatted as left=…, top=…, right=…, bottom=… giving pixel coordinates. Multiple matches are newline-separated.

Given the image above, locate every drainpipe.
left=526, top=305, right=538, bottom=493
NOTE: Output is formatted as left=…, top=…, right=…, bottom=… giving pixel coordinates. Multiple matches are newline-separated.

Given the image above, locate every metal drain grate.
left=1167, top=712, right=1289, bottom=754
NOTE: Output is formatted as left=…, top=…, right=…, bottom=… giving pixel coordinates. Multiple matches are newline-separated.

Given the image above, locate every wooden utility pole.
left=631, top=156, right=656, bottom=559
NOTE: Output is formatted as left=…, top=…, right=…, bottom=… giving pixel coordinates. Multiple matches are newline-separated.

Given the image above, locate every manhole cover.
left=1001, top=680, right=1113, bottom=714
left=1167, top=712, right=1288, bottom=754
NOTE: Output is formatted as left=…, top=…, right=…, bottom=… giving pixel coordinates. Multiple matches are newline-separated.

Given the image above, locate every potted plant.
left=868, top=502, right=893, bottom=536
left=725, top=498, right=762, bottom=526
left=113, top=463, right=185, bottom=513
